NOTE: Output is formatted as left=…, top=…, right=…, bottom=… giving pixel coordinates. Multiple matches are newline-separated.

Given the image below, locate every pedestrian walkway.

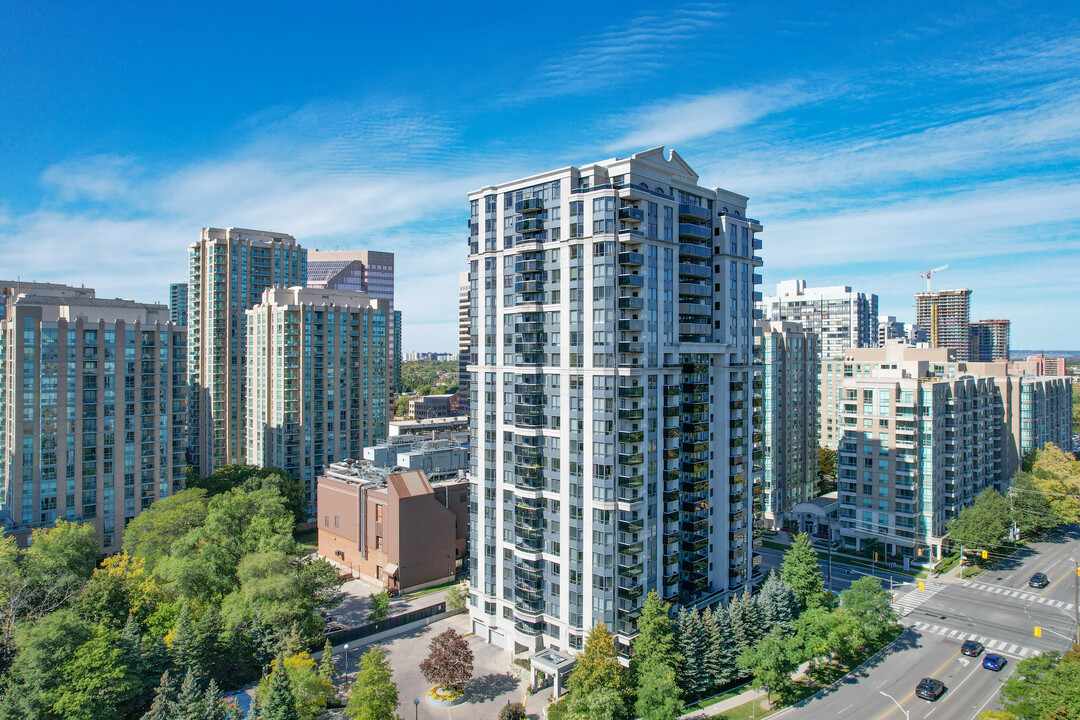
left=909, top=620, right=1037, bottom=659
left=959, top=580, right=1076, bottom=611
left=891, top=581, right=946, bottom=616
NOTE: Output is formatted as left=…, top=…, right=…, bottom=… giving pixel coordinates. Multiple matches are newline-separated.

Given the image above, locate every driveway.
left=333, top=615, right=547, bottom=720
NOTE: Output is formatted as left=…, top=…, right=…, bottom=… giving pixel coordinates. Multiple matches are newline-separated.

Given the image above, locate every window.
left=375, top=505, right=383, bottom=522
left=375, top=535, right=384, bottom=550
left=334, top=515, right=339, bottom=528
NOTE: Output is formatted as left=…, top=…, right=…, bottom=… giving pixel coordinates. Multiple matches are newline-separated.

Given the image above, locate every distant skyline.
left=1, top=1, right=1077, bottom=351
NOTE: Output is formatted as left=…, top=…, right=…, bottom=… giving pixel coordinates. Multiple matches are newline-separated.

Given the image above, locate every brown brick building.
left=317, top=461, right=468, bottom=593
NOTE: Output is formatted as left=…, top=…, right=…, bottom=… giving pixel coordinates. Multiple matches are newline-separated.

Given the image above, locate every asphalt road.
left=775, top=526, right=1080, bottom=720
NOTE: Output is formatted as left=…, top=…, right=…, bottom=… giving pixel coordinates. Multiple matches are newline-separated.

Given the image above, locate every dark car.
left=961, top=640, right=984, bottom=657
left=323, top=622, right=348, bottom=635
left=916, top=678, right=946, bottom=701
left=983, top=654, right=1006, bottom=671
left=1029, top=573, right=1049, bottom=588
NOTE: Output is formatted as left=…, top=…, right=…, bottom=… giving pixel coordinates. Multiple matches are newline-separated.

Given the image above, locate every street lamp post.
left=343, top=644, right=350, bottom=691
left=879, top=690, right=909, bottom=720
left=413, top=697, right=420, bottom=720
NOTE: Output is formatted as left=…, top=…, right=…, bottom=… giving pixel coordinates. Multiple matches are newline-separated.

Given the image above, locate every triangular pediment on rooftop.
left=630, top=146, right=699, bottom=183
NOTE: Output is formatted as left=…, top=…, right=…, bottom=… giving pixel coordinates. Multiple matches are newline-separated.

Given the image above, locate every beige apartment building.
left=0, top=283, right=186, bottom=551
left=187, top=228, right=307, bottom=476
left=245, top=287, right=393, bottom=515
left=821, top=343, right=1072, bottom=560
left=316, top=460, right=468, bottom=593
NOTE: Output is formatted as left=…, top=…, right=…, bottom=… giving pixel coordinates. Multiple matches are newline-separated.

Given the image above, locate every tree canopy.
left=346, top=647, right=401, bottom=720
left=947, top=489, right=1011, bottom=552
left=781, top=533, right=828, bottom=610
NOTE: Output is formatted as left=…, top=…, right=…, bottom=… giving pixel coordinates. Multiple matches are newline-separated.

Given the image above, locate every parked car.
left=323, top=622, right=348, bottom=635
left=961, top=640, right=984, bottom=657
left=916, top=678, right=946, bottom=701
left=1029, top=572, right=1049, bottom=588
left=982, top=654, right=1006, bottom=671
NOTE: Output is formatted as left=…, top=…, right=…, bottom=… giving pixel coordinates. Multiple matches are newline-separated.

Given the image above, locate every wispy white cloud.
left=605, top=82, right=819, bottom=151
left=508, top=3, right=727, bottom=102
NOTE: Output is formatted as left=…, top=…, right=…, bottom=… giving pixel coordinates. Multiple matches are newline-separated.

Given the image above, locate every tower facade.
left=458, top=270, right=471, bottom=416
left=0, top=285, right=186, bottom=551
left=245, top=287, right=391, bottom=513
left=970, top=319, right=1010, bottom=362
left=169, top=282, right=188, bottom=326
left=762, top=280, right=878, bottom=360
left=465, top=147, right=762, bottom=657
left=187, top=228, right=306, bottom=475
left=915, top=289, right=972, bottom=361
left=757, top=320, right=819, bottom=528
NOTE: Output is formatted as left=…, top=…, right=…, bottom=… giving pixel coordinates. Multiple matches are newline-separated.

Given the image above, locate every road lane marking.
left=910, top=622, right=1034, bottom=658
left=839, top=703, right=853, bottom=713
left=1041, top=571, right=1071, bottom=595
left=1037, top=597, right=1047, bottom=604
left=1008, top=644, right=1019, bottom=653
left=877, top=679, right=889, bottom=688
left=871, top=647, right=962, bottom=720
left=925, top=708, right=936, bottom=718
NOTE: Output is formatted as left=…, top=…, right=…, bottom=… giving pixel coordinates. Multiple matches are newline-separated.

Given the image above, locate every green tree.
left=757, top=571, right=799, bottom=631
left=319, top=639, right=339, bottom=683
left=630, top=591, right=680, bottom=680
left=123, top=489, right=210, bottom=570
left=445, top=583, right=467, bottom=612
left=947, top=489, right=1011, bottom=554
left=675, top=609, right=709, bottom=698
left=817, top=447, right=838, bottom=494
left=142, top=671, right=177, bottom=720
left=394, top=396, right=411, bottom=418
left=565, top=686, right=626, bottom=720
left=634, top=662, right=683, bottom=720
left=1000, top=650, right=1080, bottom=720
left=346, top=647, right=402, bottom=720
left=736, top=627, right=797, bottom=703
left=368, top=591, right=391, bottom=622
left=259, top=652, right=333, bottom=720
left=0, top=608, right=91, bottom=719
left=174, top=667, right=204, bottom=720
left=702, top=606, right=736, bottom=691
left=186, top=466, right=306, bottom=523
left=261, top=657, right=300, bottom=720
left=568, top=622, right=630, bottom=699
left=499, top=702, right=527, bottom=720
left=839, top=576, right=898, bottom=647
left=51, top=625, right=142, bottom=720
left=1010, top=472, right=1059, bottom=539
left=170, top=603, right=202, bottom=678
left=781, top=533, right=827, bottom=610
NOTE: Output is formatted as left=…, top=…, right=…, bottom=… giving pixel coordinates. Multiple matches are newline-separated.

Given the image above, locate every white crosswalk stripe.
left=910, top=621, right=1036, bottom=658
left=959, top=581, right=1075, bottom=611
left=891, top=582, right=947, bottom=616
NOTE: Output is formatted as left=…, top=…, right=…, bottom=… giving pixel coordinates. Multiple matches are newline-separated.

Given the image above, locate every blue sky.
left=1, top=1, right=1078, bottom=351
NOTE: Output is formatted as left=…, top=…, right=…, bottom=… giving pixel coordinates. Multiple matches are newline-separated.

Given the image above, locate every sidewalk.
left=679, top=663, right=812, bottom=719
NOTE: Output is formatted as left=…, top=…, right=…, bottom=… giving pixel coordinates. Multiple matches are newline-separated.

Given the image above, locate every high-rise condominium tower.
left=0, top=283, right=186, bottom=551
left=169, top=282, right=188, bottom=326
left=188, top=228, right=306, bottom=475
left=245, top=287, right=392, bottom=512
left=915, top=288, right=971, bottom=361
left=970, top=319, right=1010, bottom=362
left=757, top=320, right=819, bottom=528
left=762, top=280, right=879, bottom=360
left=307, top=250, right=400, bottom=396
left=458, top=270, right=471, bottom=416
left=465, top=147, right=762, bottom=657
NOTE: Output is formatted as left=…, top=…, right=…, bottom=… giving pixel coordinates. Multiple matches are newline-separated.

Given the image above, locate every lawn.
left=682, top=682, right=749, bottom=713
left=295, top=528, right=318, bottom=552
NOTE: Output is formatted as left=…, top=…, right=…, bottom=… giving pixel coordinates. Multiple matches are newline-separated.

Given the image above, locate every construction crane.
left=919, top=264, right=949, bottom=292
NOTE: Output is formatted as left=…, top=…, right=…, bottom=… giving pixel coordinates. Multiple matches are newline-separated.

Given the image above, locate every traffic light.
left=1034, top=627, right=1042, bottom=638
left=917, top=548, right=923, bottom=558
left=982, top=550, right=988, bottom=560
left=918, top=581, right=925, bottom=591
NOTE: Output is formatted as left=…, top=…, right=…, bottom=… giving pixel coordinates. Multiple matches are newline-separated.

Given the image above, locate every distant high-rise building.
left=826, top=344, right=1071, bottom=560
left=169, top=282, right=188, bottom=326
left=466, top=147, right=762, bottom=656
left=188, top=228, right=307, bottom=476
left=0, top=283, right=186, bottom=551
left=245, top=286, right=391, bottom=511
left=915, top=288, right=972, bottom=360
left=307, top=250, right=400, bottom=395
left=757, top=321, right=819, bottom=529
left=970, top=319, right=1010, bottom=362
left=878, top=316, right=905, bottom=347
left=762, top=279, right=878, bottom=360
left=458, top=270, right=471, bottom=415
left=1026, top=354, right=1067, bottom=376
left=905, top=323, right=929, bottom=345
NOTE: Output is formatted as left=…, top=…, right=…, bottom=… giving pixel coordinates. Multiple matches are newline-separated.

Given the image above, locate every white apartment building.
left=188, top=228, right=307, bottom=475
left=757, top=320, right=819, bottom=529
left=0, top=284, right=186, bottom=552
left=465, top=147, right=762, bottom=658
left=245, top=287, right=392, bottom=512
left=823, top=344, right=1072, bottom=560
left=762, top=279, right=878, bottom=360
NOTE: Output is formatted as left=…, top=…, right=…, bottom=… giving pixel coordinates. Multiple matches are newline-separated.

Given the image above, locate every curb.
left=770, top=626, right=912, bottom=719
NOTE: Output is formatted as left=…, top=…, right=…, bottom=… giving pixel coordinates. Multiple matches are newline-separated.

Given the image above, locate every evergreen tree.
left=345, top=647, right=400, bottom=720
left=702, top=607, right=736, bottom=692
left=740, top=589, right=765, bottom=648
left=634, top=662, right=683, bottom=720
left=200, top=679, right=228, bottom=720
left=631, top=591, right=681, bottom=681
left=141, top=671, right=176, bottom=720
left=781, top=533, right=827, bottom=610
left=175, top=667, right=204, bottom=720
left=726, top=594, right=751, bottom=661
left=566, top=622, right=629, bottom=699
left=195, top=605, right=225, bottom=683
left=262, top=657, right=300, bottom=720
left=170, top=603, right=201, bottom=678
left=319, top=639, right=339, bottom=683
left=675, top=609, right=710, bottom=698
left=120, top=615, right=150, bottom=717
left=757, top=572, right=799, bottom=631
